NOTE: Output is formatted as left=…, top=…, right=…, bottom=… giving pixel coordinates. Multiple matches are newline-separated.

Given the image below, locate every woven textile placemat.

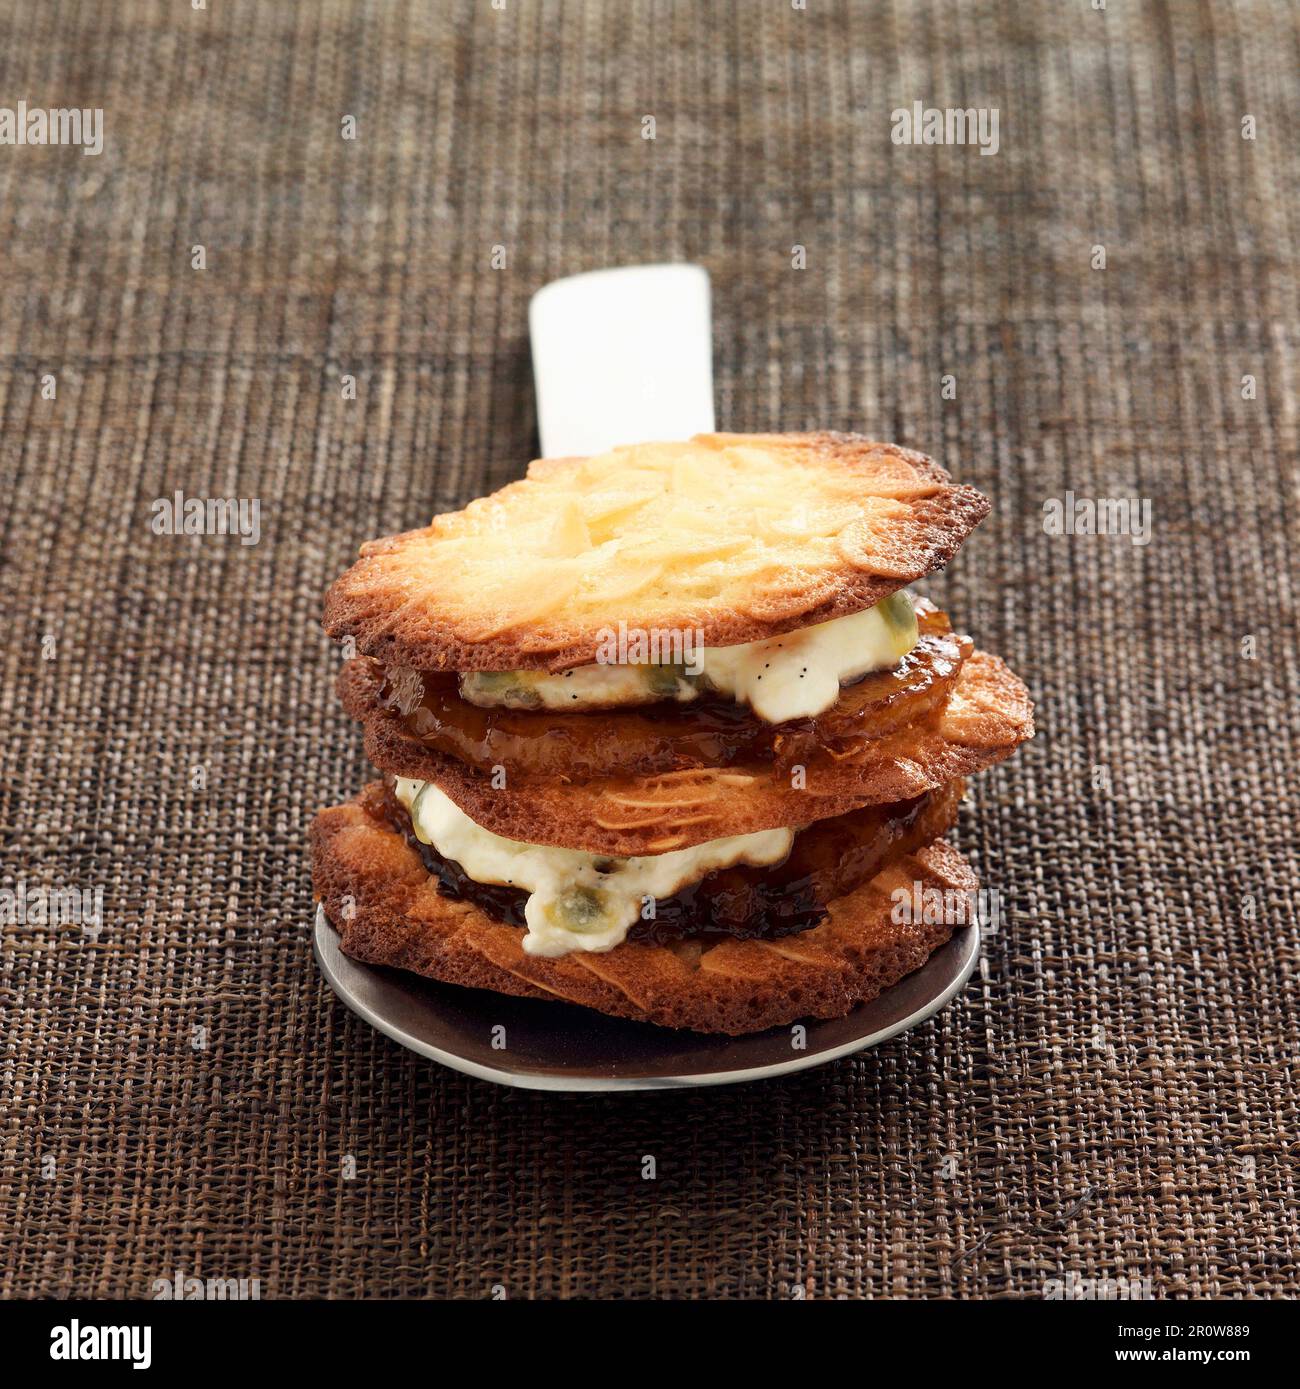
left=1, top=0, right=1296, bottom=1299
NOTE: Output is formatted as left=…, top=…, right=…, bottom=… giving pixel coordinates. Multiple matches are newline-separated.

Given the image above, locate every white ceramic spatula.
left=530, top=263, right=716, bottom=454
left=313, top=265, right=980, bottom=1090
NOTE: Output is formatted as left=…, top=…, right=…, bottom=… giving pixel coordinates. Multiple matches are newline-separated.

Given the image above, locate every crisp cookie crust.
left=311, top=781, right=979, bottom=1035
left=337, top=646, right=1033, bottom=855
left=323, top=432, right=991, bottom=672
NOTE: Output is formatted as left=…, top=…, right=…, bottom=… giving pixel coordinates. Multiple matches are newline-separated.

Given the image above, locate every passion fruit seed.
left=879, top=591, right=918, bottom=650
left=460, top=671, right=544, bottom=709
left=554, top=885, right=609, bottom=930
left=644, top=662, right=688, bottom=696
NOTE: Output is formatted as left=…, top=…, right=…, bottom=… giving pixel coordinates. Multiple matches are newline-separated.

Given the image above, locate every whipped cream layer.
left=459, top=591, right=918, bottom=723
left=395, top=778, right=794, bottom=958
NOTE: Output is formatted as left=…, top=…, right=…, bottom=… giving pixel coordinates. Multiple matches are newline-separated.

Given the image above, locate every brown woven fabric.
left=1, top=0, right=1297, bottom=1300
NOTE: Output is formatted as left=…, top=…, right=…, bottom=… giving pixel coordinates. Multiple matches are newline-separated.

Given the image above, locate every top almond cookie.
left=323, top=432, right=991, bottom=672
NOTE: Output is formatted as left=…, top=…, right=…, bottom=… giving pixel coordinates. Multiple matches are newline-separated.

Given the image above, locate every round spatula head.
left=313, top=906, right=980, bottom=1092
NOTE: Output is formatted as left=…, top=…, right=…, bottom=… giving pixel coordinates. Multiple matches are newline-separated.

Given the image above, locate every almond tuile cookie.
left=323, top=433, right=991, bottom=672
left=311, top=781, right=980, bottom=1035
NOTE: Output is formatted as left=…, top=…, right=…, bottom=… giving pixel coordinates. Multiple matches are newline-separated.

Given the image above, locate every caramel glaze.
left=375, top=600, right=971, bottom=783
left=381, top=780, right=959, bottom=946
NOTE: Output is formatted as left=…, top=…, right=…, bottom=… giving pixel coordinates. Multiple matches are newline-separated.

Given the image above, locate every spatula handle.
left=529, top=264, right=715, bottom=458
